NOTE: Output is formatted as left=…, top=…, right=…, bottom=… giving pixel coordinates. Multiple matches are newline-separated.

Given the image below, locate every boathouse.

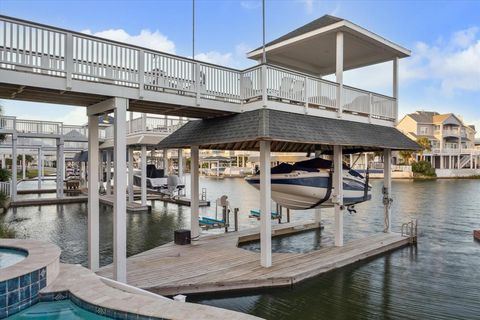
left=0, top=14, right=419, bottom=283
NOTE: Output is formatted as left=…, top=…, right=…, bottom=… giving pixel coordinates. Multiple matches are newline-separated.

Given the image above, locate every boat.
left=474, top=230, right=480, bottom=241
left=133, top=164, right=184, bottom=195
left=245, top=158, right=371, bottom=210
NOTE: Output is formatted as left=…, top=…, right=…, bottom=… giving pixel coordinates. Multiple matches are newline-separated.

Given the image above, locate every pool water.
left=9, top=300, right=110, bottom=319
left=0, top=247, right=27, bottom=268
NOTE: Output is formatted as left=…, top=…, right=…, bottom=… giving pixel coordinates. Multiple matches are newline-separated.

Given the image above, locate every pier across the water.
left=97, top=221, right=412, bottom=296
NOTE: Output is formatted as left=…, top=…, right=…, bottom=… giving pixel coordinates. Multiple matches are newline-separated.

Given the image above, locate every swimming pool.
left=0, top=247, right=27, bottom=269
left=9, top=300, right=110, bottom=319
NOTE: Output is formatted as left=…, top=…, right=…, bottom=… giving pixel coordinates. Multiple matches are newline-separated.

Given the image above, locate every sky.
left=0, top=0, right=479, bottom=135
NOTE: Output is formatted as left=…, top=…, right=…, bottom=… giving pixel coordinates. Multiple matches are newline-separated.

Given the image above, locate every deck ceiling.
left=0, top=83, right=233, bottom=119
left=157, top=109, right=421, bottom=153
left=248, top=15, right=410, bottom=75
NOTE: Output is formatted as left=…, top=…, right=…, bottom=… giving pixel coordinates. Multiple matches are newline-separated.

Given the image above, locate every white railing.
left=0, top=115, right=16, bottom=131
left=105, top=116, right=188, bottom=138
left=15, top=119, right=61, bottom=134
left=430, top=148, right=480, bottom=155
left=0, top=180, right=11, bottom=197
left=63, top=124, right=87, bottom=137
left=0, top=16, right=398, bottom=123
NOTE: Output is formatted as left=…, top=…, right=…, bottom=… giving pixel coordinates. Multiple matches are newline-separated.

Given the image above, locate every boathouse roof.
left=157, top=109, right=420, bottom=153
left=248, top=15, right=411, bottom=75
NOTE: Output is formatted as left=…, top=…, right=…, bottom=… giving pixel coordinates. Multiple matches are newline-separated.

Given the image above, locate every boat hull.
left=246, top=172, right=371, bottom=210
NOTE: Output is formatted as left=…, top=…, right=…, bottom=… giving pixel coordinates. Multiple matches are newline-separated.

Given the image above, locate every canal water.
left=2, top=178, right=480, bottom=319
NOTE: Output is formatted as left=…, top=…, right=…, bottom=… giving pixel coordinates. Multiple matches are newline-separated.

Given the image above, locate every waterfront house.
left=396, top=111, right=479, bottom=172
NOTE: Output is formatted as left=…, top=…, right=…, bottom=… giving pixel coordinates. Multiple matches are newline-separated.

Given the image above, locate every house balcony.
left=430, top=148, right=480, bottom=155
left=0, top=15, right=398, bottom=126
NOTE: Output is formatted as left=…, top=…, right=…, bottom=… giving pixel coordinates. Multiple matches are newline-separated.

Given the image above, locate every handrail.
left=401, top=219, right=418, bottom=244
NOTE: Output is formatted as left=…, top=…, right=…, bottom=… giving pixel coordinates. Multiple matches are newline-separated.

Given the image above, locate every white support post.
left=22, top=153, right=26, bottom=180
left=37, top=148, right=43, bottom=190
left=178, top=149, right=183, bottom=181
left=383, top=149, right=392, bottom=233
left=11, top=135, right=17, bottom=201
left=141, top=145, right=147, bottom=206
left=81, top=161, right=86, bottom=185
left=259, top=140, right=272, bottom=267
left=333, top=145, right=343, bottom=247
left=1, top=154, right=5, bottom=169
left=106, top=150, right=112, bottom=195
left=261, top=64, right=268, bottom=107
left=87, top=114, right=100, bottom=271
left=163, top=149, right=168, bottom=175
left=393, top=57, right=399, bottom=122
left=336, top=31, right=344, bottom=118
left=190, top=146, right=200, bottom=239
left=65, top=33, right=73, bottom=90
left=113, top=98, right=128, bottom=283
left=128, top=147, right=134, bottom=203
left=56, top=139, right=64, bottom=198
left=141, top=113, right=147, bottom=132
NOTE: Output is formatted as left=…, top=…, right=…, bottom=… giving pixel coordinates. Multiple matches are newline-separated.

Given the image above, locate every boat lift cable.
left=308, top=167, right=333, bottom=210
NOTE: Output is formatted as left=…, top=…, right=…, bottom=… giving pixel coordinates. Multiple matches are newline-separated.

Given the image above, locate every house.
left=396, top=111, right=479, bottom=169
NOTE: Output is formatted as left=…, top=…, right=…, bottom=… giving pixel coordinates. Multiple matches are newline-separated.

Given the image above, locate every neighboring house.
left=396, top=111, right=479, bottom=169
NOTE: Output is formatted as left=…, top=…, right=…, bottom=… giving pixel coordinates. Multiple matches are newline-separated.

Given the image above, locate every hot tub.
left=0, top=247, right=28, bottom=269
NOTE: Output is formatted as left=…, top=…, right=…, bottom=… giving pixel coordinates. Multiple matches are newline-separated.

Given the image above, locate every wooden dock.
left=97, top=221, right=411, bottom=296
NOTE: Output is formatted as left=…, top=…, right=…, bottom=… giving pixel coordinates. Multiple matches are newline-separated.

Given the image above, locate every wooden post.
left=190, top=146, right=200, bottom=239
left=260, top=140, right=272, bottom=267
left=113, top=98, right=127, bottom=283
left=383, top=149, right=392, bottom=233
left=333, top=145, right=344, bottom=246
left=87, top=114, right=99, bottom=271
left=141, top=145, right=147, bottom=206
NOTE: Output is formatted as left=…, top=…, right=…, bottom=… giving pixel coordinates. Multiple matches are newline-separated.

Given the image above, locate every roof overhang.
left=157, top=109, right=421, bottom=153
left=248, top=19, right=411, bottom=75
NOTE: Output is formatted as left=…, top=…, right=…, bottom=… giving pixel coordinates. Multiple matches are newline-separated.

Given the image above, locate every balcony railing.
left=104, top=116, right=187, bottom=139
left=0, top=16, right=397, bottom=122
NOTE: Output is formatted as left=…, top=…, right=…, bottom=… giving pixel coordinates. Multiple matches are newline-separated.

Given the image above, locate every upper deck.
left=0, top=15, right=408, bottom=126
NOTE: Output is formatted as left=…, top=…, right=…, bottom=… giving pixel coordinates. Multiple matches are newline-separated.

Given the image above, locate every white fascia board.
left=248, top=20, right=410, bottom=60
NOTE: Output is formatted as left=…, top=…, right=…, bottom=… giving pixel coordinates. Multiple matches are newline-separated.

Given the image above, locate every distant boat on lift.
left=474, top=230, right=480, bottom=241
left=245, top=158, right=371, bottom=210
left=133, top=164, right=184, bottom=195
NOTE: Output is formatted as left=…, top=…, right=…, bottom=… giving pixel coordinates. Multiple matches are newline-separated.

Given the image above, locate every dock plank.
left=97, top=221, right=411, bottom=296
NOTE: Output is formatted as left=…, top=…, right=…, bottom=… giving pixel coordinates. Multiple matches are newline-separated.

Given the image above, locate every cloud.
left=299, top=0, right=314, bottom=14
left=329, top=26, right=480, bottom=97
left=195, top=51, right=233, bottom=66
left=81, top=28, right=175, bottom=54
left=240, top=1, right=261, bottom=10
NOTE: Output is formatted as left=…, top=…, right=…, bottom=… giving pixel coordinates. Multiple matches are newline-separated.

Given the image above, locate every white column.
left=163, top=149, right=168, bottom=175
left=364, top=153, right=368, bottom=170
left=260, top=140, right=272, bottom=267
left=178, top=149, right=183, bottom=180
left=11, top=136, right=17, bottom=201
left=106, top=150, right=112, bottom=195
left=333, top=145, right=343, bottom=247
left=1, top=154, right=5, bottom=169
left=56, top=139, right=64, bottom=198
left=393, top=57, right=399, bottom=122
left=113, top=98, right=128, bottom=283
left=190, top=146, right=200, bottom=239
left=128, top=147, right=134, bottom=203
left=87, top=114, right=100, bottom=271
left=470, top=154, right=474, bottom=169
left=383, top=149, right=392, bottom=233
left=141, top=145, right=147, bottom=206
left=22, top=153, right=26, bottom=180
left=440, top=154, right=444, bottom=169
left=37, top=148, right=42, bottom=190
left=336, top=31, right=344, bottom=118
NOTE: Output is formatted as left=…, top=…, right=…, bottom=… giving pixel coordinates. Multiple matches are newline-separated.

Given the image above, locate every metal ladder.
left=401, top=219, right=418, bottom=244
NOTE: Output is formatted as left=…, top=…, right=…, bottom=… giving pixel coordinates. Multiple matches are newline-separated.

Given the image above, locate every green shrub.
left=0, top=191, right=7, bottom=209
left=412, top=160, right=436, bottom=176
left=0, top=222, right=16, bottom=238
left=0, top=168, right=10, bottom=182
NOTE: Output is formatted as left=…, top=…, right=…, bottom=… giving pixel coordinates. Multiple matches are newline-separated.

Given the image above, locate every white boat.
left=245, top=158, right=371, bottom=210
left=133, top=164, right=184, bottom=196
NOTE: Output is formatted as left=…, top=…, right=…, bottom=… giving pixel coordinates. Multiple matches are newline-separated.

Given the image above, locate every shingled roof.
left=157, top=109, right=420, bottom=153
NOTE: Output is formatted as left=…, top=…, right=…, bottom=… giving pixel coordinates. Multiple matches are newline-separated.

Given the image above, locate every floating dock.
left=97, top=221, right=412, bottom=296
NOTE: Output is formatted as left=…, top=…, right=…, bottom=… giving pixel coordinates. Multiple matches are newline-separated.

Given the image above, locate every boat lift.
left=199, top=195, right=239, bottom=232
